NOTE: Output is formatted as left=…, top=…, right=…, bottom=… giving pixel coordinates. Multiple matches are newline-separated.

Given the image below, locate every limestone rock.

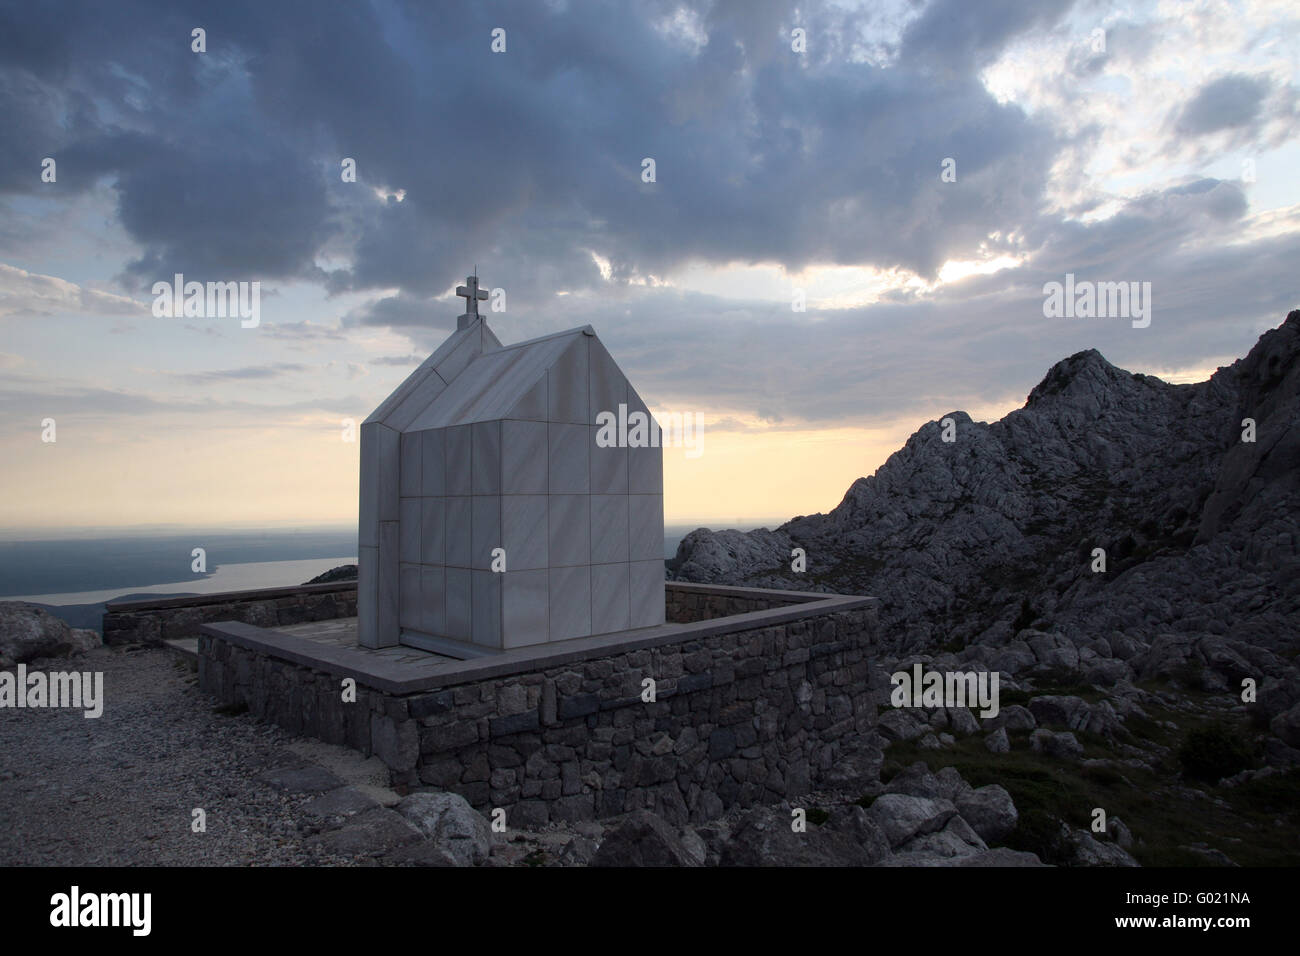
left=826, top=805, right=893, bottom=863
left=1030, top=728, right=1084, bottom=760
left=864, top=794, right=958, bottom=850
left=1029, top=695, right=1122, bottom=739
left=955, top=784, right=1018, bottom=843
left=1061, top=825, right=1140, bottom=866
left=984, top=705, right=1036, bottom=732
left=1108, top=816, right=1135, bottom=849
left=884, top=763, right=971, bottom=802
left=668, top=312, right=1300, bottom=677
left=557, top=836, right=599, bottom=867
left=947, top=706, right=981, bottom=735
left=1270, top=703, right=1300, bottom=748
left=896, top=814, right=987, bottom=859
left=0, top=603, right=100, bottom=667
left=592, top=810, right=702, bottom=867
left=395, top=791, right=492, bottom=866
left=876, top=709, right=929, bottom=742
left=822, top=745, right=884, bottom=790
left=719, top=806, right=878, bottom=867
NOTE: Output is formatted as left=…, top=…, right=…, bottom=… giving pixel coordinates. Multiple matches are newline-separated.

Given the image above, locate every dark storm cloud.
left=1, top=0, right=1070, bottom=295
left=900, top=0, right=1077, bottom=74
left=344, top=292, right=450, bottom=330
left=1174, top=74, right=1272, bottom=137
left=4, top=0, right=1296, bottom=442
left=489, top=177, right=1295, bottom=430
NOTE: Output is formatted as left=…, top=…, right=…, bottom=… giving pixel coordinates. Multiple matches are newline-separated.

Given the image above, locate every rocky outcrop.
left=591, top=810, right=703, bottom=867
left=304, top=564, right=358, bottom=584
left=669, top=311, right=1300, bottom=771
left=0, top=602, right=100, bottom=667
left=395, top=791, right=492, bottom=866
left=669, top=311, right=1300, bottom=668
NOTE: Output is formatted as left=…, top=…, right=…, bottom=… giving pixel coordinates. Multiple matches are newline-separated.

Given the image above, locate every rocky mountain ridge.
left=663, top=309, right=1300, bottom=865
left=670, top=310, right=1300, bottom=662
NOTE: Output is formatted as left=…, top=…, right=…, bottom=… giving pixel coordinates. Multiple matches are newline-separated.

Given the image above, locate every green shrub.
left=1177, top=722, right=1260, bottom=783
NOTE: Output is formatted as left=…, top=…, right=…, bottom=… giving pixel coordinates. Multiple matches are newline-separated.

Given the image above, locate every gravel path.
left=0, top=645, right=387, bottom=866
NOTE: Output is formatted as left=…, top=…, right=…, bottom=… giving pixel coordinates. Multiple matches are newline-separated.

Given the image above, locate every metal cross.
left=456, top=274, right=489, bottom=319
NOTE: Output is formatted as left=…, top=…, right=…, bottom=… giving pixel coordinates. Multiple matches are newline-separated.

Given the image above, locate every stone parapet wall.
left=198, top=584, right=877, bottom=826
left=104, top=583, right=357, bottom=646
left=664, top=582, right=816, bottom=623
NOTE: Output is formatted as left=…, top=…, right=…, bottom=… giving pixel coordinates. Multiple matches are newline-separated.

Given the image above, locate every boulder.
left=1083, top=659, right=1131, bottom=687
left=876, top=709, right=930, bottom=742
left=593, top=810, right=702, bottom=867
left=0, top=603, right=100, bottom=667
left=1108, top=816, right=1134, bottom=849
left=947, top=707, right=981, bottom=735
left=826, top=805, right=893, bottom=863
left=896, top=814, right=987, bottom=859
left=985, top=727, right=1011, bottom=753
left=1061, top=826, right=1140, bottom=866
left=955, top=785, right=1018, bottom=843
left=395, top=791, right=492, bottom=866
left=884, top=763, right=972, bottom=802
left=556, top=836, right=599, bottom=867
left=678, top=827, right=709, bottom=867
left=822, top=745, right=884, bottom=790
left=1031, top=728, right=1084, bottom=760
left=989, top=643, right=1037, bottom=675
left=984, top=705, right=1036, bottom=732
left=1029, top=695, right=1122, bottom=738
left=720, top=806, right=877, bottom=867
left=1270, top=702, right=1300, bottom=748
left=1135, top=633, right=1197, bottom=681
left=864, top=794, right=958, bottom=850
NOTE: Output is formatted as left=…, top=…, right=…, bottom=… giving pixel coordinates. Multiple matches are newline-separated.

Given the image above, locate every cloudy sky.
left=1, top=0, right=1297, bottom=533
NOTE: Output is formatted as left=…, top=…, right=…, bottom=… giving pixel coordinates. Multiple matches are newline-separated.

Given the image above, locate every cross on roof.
left=456, top=274, right=489, bottom=320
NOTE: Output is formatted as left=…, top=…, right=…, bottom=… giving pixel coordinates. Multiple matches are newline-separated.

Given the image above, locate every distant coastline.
left=0, top=523, right=773, bottom=633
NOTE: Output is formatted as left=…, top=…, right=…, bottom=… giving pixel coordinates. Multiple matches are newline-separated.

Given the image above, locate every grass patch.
left=1178, top=720, right=1262, bottom=783
left=881, top=712, right=1300, bottom=867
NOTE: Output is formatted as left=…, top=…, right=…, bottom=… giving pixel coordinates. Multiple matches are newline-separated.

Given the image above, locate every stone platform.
left=197, top=582, right=878, bottom=826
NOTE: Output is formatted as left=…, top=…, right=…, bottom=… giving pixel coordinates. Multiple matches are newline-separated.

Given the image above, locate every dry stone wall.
left=199, top=585, right=877, bottom=826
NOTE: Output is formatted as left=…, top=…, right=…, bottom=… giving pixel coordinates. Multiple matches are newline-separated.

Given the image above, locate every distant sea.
left=0, top=524, right=748, bottom=630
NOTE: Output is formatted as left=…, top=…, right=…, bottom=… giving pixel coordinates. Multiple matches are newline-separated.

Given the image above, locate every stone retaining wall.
left=104, top=583, right=357, bottom=645
left=198, top=584, right=877, bottom=826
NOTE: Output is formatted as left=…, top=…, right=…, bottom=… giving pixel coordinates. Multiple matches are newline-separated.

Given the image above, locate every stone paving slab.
left=256, top=765, right=345, bottom=794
